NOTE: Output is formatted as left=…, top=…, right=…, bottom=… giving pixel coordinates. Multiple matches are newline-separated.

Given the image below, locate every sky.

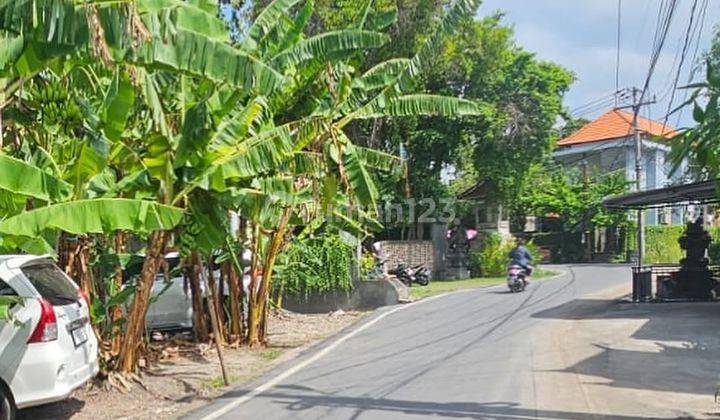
left=477, top=0, right=720, bottom=129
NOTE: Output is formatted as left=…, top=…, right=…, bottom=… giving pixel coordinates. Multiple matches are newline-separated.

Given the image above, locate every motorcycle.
left=388, top=262, right=430, bottom=287
left=507, top=263, right=528, bottom=293
left=411, top=264, right=431, bottom=286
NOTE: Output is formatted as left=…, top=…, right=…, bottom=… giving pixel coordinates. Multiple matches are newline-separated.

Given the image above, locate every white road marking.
left=199, top=292, right=453, bottom=420
left=199, top=270, right=569, bottom=419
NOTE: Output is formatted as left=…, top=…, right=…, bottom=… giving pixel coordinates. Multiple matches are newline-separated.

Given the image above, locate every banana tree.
left=222, top=0, right=483, bottom=345
left=1, top=0, right=485, bottom=365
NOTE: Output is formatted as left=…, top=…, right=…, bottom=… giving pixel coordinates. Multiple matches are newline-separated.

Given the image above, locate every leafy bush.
left=638, top=225, right=720, bottom=264
left=708, top=241, right=720, bottom=265
left=278, top=234, right=355, bottom=297
left=643, top=225, right=684, bottom=264
left=469, top=234, right=539, bottom=278
left=706, top=227, right=720, bottom=265
left=360, top=251, right=375, bottom=277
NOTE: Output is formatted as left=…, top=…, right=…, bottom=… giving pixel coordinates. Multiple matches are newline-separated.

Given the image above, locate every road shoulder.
left=532, top=283, right=720, bottom=419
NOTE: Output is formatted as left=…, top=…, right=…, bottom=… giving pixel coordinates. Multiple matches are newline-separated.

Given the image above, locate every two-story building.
left=553, top=108, right=686, bottom=226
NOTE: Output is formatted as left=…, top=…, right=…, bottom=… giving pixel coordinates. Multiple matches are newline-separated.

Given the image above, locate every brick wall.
left=376, top=240, right=435, bottom=272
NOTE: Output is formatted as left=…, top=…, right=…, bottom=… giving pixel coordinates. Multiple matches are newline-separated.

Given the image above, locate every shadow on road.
left=223, top=386, right=656, bottom=419
left=532, top=297, right=720, bottom=399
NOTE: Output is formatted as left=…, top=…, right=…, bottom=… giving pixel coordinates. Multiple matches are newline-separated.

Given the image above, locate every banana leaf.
left=243, top=0, right=303, bottom=51
left=270, top=30, right=389, bottom=69
left=356, top=94, right=481, bottom=119
left=0, top=154, right=72, bottom=202
left=0, top=199, right=184, bottom=237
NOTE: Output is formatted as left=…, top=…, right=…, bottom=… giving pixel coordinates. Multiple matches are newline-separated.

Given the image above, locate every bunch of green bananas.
left=28, top=80, right=68, bottom=104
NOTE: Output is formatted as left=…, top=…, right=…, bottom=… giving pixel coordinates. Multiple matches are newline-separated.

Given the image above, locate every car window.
left=0, top=280, right=17, bottom=296
left=21, top=262, right=79, bottom=305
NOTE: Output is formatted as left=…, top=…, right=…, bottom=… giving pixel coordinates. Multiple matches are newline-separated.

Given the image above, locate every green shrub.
left=707, top=227, right=720, bottom=265
left=640, top=225, right=720, bottom=264
left=643, top=225, right=684, bottom=264
left=469, top=234, right=539, bottom=278
left=360, top=251, right=375, bottom=277
left=278, top=234, right=355, bottom=297
left=708, top=242, right=720, bottom=265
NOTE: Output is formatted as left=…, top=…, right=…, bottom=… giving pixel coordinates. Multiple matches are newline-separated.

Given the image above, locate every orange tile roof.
left=557, top=109, right=679, bottom=146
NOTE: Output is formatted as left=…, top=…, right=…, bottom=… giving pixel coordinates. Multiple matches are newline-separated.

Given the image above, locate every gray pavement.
left=197, top=265, right=638, bottom=419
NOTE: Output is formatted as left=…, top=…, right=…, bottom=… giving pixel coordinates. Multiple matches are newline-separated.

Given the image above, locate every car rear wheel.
left=0, top=385, right=15, bottom=420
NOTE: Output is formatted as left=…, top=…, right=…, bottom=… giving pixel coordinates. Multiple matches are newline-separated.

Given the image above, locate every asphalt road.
left=198, top=265, right=631, bottom=420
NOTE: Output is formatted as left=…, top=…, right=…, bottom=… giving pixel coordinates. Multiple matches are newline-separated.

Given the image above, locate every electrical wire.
left=573, top=98, right=618, bottom=118
left=674, top=0, right=709, bottom=127
left=615, top=0, right=622, bottom=107
left=663, top=0, right=700, bottom=127
left=570, top=92, right=618, bottom=116
left=640, top=0, right=678, bottom=104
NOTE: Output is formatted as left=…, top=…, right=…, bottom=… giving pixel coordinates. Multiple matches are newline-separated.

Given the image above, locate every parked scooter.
left=506, top=263, right=528, bottom=293
left=411, top=264, right=431, bottom=286
left=388, top=262, right=430, bottom=287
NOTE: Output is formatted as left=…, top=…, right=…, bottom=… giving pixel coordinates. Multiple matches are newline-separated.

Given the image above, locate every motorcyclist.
left=509, top=237, right=533, bottom=279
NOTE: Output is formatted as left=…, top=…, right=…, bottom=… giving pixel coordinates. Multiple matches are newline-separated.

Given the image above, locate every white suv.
left=0, top=255, right=99, bottom=419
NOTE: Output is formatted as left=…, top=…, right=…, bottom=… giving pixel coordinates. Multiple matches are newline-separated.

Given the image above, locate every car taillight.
left=28, top=298, right=58, bottom=343
left=78, top=289, right=90, bottom=308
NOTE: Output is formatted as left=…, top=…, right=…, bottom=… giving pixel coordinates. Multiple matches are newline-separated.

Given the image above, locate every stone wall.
left=376, top=240, right=435, bottom=272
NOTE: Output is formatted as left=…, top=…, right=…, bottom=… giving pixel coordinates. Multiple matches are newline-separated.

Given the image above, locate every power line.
left=663, top=0, right=700, bottom=128
left=615, top=0, right=622, bottom=107
left=640, top=0, right=678, bottom=104
left=570, top=92, right=618, bottom=116
left=573, top=98, right=617, bottom=118
left=674, top=0, right=709, bottom=127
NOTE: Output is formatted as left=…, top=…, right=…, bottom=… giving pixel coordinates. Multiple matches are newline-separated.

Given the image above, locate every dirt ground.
left=18, top=310, right=366, bottom=420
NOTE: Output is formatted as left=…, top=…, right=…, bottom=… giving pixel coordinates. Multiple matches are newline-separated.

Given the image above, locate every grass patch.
left=202, top=375, right=237, bottom=389
left=410, top=269, right=560, bottom=300
left=259, top=349, right=283, bottom=360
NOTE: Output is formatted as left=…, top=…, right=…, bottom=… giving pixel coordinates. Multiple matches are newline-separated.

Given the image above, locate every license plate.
left=71, top=327, right=88, bottom=347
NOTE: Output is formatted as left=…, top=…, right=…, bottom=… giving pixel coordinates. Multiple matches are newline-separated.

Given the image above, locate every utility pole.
left=628, top=87, right=656, bottom=267
left=582, top=158, right=591, bottom=262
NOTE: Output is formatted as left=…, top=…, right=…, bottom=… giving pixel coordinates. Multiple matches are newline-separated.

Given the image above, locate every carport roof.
left=603, top=180, right=720, bottom=209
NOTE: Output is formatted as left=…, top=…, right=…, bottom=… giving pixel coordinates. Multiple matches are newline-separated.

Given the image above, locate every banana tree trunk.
left=188, top=251, right=209, bottom=342
left=198, top=257, right=229, bottom=386
left=58, top=233, right=94, bottom=295
left=58, top=232, right=77, bottom=279
left=246, top=224, right=261, bottom=347
left=117, top=230, right=168, bottom=373
left=75, top=236, right=94, bottom=296
left=110, top=232, right=126, bottom=354
left=207, top=263, right=226, bottom=344
left=247, top=210, right=290, bottom=346
left=224, top=261, right=243, bottom=343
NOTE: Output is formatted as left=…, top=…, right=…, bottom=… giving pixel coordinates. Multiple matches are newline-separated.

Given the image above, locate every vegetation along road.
left=190, top=265, right=632, bottom=419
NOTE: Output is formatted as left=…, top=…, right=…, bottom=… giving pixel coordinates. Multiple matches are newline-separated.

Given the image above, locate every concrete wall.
left=281, top=278, right=409, bottom=314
